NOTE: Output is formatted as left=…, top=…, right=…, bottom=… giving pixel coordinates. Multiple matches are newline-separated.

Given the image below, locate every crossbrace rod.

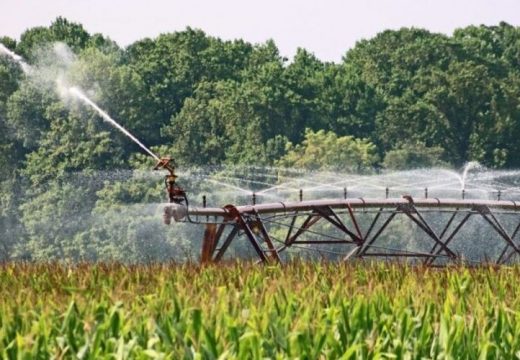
left=195, top=200, right=520, bottom=265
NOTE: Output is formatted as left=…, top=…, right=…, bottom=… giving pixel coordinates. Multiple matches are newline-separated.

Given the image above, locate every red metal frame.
left=165, top=197, right=520, bottom=265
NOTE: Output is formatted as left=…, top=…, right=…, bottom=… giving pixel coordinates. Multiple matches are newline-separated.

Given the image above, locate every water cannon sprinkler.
left=153, top=157, right=188, bottom=224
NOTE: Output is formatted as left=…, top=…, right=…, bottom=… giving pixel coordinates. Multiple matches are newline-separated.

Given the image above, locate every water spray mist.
left=68, top=87, right=160, bottom=161
left=0, top=43, right=31, bottom=74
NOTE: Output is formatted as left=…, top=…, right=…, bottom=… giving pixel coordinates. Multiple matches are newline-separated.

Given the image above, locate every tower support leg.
left=201, top=224, right=217, bottom=264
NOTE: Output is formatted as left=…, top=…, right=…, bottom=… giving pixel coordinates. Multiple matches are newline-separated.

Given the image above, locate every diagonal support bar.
left=356, top=212, right=397, bottom=257
left=252, top=210, right=281, bottom=263
left=400, top=204, right=457, bottom=259
left=213, top=226, right=239, bottom=262
left=497, top=221, right=520, bottom=264
left=286, top=213, right=322, bottom=245
left=313, top=206, right=362, bottom=243
left=475, top=206, right=520, bottom=261
left=425, top=213, right=471, bottom=265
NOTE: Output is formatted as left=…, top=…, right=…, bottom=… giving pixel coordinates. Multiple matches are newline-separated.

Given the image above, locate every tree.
left=18, top=102, right=126, bottom=259
left=125, top=29, right=255, bottom=145
left=5, top=82, right=57, bottom=150
left=67, top=46, right=155, bottom=153
left=16, top=17, right=91, bottom=60
left=276, top=129, right=379, bottom=172
left=383, top=142, right=447, bottom=170
left=338, top=29, right=464, bottom=150
left=375, top=60, right=515, bottom=167
left=453, top=22, right=520, bottom=68
left=163, top=56, right=298, bottom=167
left=0, top=37, right=22, bottom=112
left=322, top=63, right=383, bottom=140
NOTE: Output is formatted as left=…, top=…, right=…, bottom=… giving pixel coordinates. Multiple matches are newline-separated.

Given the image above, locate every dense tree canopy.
left=276, top=129, right=378, bottom=172
left=1, top=18, right=520, bottom=261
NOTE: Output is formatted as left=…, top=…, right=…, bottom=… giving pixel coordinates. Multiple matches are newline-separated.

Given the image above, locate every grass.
left=1, top=262, right=520, bottom=358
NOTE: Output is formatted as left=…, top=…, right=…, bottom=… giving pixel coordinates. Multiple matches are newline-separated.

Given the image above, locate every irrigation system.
left=158, top=161, right=520, bottom=265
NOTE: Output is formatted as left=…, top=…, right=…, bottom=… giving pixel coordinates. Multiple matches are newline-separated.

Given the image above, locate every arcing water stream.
left=0, top=43, right=31, bottom=73
left=68, top=87, right=160, bottom=161
left=1, top=42, right=160, bottom=162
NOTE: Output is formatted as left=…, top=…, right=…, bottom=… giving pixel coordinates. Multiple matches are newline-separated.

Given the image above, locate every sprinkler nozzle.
left=154, top=157, right=176, bottom=177
left=154, top=156, right=187, bottom=209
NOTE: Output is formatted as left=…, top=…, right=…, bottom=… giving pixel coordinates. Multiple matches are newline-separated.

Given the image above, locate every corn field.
left=2, top=262, right=520, bottom=358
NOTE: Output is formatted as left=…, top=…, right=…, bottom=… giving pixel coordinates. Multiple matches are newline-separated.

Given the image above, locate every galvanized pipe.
left=169, top=197, right=520, bottom=221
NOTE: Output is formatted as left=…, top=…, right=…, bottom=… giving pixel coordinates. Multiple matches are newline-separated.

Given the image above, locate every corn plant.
left=1, top=262, right=520, bottom=358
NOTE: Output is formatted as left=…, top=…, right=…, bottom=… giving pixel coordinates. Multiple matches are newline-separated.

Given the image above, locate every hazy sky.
left=1, top=0, right=519, bottom=62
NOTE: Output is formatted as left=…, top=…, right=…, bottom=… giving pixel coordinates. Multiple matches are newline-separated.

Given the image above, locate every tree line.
left=1, top=17, right=520, bottom=261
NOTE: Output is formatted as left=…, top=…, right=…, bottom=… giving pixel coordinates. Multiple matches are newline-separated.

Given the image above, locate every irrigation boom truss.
left=164, top=196, right=520, bottom=265
left=156, top=160, right=520, bottom=265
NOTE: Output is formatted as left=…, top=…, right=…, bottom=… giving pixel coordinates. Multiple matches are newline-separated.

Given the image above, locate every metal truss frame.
left=166, top=197, right=520, bottom=265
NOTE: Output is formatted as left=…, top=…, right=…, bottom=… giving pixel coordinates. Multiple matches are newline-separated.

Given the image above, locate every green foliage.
left=16, top=17, right=91, bottom=59
left=0, top=39, right=22, bottom=112
left=163, top=75, right=296, bottom=166
left=22, top=104, right=125, bottom=187
left=341, top=26, right=520, bottom=167
left=277, top=129, right=378, bottom=171
left=383, top=142, right=447, bottom=170
left=20, top=182, right=95, bottom=260
left=5, top=82, right=55, bottom=149
left=3, top=19, right=520, bottom=358
left=0, top=178, right=24, bottom=261
left=67, top=46, right=153, bottom=151
left=1, top=263, right=520, bottom=357
left=125, top=28, right=255, bottom=145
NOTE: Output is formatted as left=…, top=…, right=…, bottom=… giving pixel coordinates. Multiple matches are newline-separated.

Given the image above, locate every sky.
left=1, top=0, right=519, bottom=62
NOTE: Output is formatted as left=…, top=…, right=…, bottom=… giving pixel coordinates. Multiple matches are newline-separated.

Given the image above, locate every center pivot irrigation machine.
left=155, top=159, right=520, bottom=266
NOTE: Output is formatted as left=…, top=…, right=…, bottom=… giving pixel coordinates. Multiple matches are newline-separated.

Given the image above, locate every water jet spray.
left=0, top=43, right=31, bottom=74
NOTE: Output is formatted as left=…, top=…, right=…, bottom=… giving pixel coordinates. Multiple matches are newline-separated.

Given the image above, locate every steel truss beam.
left=167, top=197, right=520, bottom=265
